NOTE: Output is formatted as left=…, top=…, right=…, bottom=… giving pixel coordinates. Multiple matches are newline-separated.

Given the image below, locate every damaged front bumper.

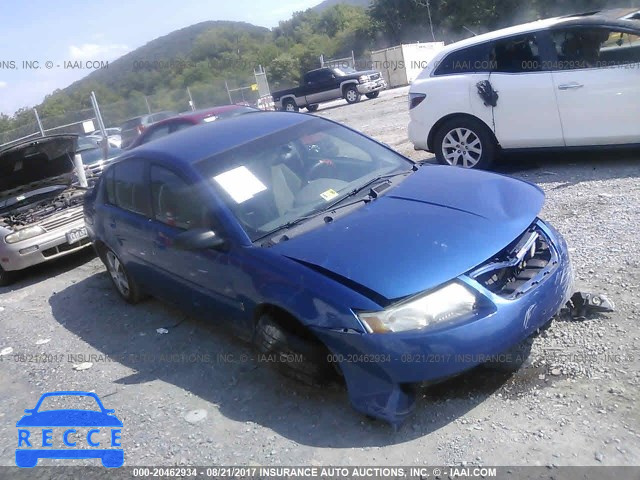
left=312, top=220, right=574, bottom=426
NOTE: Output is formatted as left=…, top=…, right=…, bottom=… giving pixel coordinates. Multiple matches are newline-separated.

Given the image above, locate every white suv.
left=408, top=9, right=640, bottom=169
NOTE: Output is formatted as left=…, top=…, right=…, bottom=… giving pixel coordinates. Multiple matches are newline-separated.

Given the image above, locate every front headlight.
left=357, top=282, right=478, bottom=333
left=5, top=226, right=46, bottom=244
left=358, top=75, right=369, bottom=83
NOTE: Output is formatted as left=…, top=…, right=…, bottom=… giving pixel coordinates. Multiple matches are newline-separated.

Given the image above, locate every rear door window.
left=490, top=34, right=543, bottom=72
left=110, top=159, right=151, bottom=216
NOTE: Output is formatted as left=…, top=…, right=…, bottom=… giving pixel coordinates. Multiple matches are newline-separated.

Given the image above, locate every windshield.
left=79, top=146, right=123, bottom=165
left=333, top=67, right=357, bottom=75
left=196, top=118, right=411, bottom=241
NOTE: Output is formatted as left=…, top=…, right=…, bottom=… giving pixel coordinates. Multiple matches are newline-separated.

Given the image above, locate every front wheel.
left=306, top=104, right=319, bottom=112
left=254, top=314, right=334, bottom=386
left=344, top=85, right=361, bottom=104
left=365, top=91, right=379, bottom=99
left=282, top=99, right=299, bottom=112
left=104, top=249, right=144, bottom=304
left=433, top=117, right=496, bottom=170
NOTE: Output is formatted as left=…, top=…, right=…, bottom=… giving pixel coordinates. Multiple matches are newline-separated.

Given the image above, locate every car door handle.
left=558, top=83, right=584, bottom=90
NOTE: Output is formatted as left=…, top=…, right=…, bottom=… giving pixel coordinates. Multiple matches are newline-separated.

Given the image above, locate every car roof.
left=153, top=105, right=253, bottom=127
left=127, top=111, right=314, bottom=165
left=436, top=9, right=640, bottom=55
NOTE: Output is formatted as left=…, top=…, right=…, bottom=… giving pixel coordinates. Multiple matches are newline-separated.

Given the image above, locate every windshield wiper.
left=323, top=167, right=417, bottom=210
left=254, top=167, right=417, bottom=243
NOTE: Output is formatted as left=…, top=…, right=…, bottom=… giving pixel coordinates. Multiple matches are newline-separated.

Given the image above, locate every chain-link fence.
left=1, top=71, right=275, bottom=147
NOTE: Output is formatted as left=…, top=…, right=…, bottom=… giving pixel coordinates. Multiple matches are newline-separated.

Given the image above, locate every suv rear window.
left=434, top=43, right=494, bottom=75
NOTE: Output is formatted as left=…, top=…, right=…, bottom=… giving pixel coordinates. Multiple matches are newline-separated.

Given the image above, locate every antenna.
left=462, top=26, right=478, bottom=36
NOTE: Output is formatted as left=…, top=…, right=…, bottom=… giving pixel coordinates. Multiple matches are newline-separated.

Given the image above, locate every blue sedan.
left=84, top=112, right=573, bottom=426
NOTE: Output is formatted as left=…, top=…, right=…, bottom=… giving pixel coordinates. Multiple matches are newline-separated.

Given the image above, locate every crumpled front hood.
left=272, top=166, right=545, bottom=303
left=0, top=135, right=78, bottom=197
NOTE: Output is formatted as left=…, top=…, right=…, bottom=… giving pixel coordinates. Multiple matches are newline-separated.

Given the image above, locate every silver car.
left=0, top=135, right=91, bottom=286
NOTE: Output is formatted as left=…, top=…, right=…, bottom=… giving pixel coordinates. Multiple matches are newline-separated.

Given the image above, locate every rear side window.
left=110, top=159, right=151, bottom=216
left=434, top=43, right=494, bottom=75
left=150, top=166, right=206, bottom=230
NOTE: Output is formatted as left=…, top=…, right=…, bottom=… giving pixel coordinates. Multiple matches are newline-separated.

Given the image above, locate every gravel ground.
left=1, top=87, right=639, bottom=468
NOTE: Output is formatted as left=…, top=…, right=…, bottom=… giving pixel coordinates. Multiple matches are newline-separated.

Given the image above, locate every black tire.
left=306, top=104, right=319, bottom=112
left=0, top=265, right=15, bottom=287
left=102, top=248, right=144, bottom=304
left=343, top=85, right=361, bottom=104
left=282, top=99, right=299, bottom=112
left=365, top=91, right=379, bottom=99
left=433, top=116, right=496, bottom=170
left=254, top=314, right=333, bottom=386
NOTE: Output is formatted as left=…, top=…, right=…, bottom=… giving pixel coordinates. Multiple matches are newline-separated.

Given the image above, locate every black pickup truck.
left=272, top=67, right=387, bottom=112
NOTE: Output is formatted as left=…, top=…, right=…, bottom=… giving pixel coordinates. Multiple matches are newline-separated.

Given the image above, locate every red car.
left=125, top=105, right=259, bottom=149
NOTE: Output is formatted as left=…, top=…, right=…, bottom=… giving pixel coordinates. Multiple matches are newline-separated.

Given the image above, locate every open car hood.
left=271, top=166, right=545, bottom=303
left=0, top=135, right=78, bottom=197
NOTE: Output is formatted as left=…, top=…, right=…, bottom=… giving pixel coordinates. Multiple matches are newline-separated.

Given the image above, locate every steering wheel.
left=306, top=158, right=337, bottom=181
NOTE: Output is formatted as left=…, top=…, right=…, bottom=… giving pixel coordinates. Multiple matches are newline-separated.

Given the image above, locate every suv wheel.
left=104, top=249, right=144, bottom=304
left=254, top=314, right=334, bottom=386
left=434, top=117, right=496, bottom=169
left=0, top=265, right=15, bottom=287
left=344, top=85, right=361, bottom=104
left=306, top=104, right=319, bottom=112
left=282, top=99, right=299, bottom=112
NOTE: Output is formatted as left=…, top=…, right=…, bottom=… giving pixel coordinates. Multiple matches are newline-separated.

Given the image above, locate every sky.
left=0, top=0, right=321, bottom=116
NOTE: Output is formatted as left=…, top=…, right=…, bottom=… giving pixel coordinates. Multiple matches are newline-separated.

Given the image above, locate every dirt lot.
left=1, top=87, right=639, bottom=468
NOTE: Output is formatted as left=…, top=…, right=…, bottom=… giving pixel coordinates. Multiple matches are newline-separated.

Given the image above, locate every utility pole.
left=33, top=108, right=45, bottom=136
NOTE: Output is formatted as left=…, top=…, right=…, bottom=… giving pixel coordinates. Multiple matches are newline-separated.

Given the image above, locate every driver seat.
left=270, top=163, right=303, bottom=216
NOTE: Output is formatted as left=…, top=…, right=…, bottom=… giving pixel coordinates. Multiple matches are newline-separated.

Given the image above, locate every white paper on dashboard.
left=213, top=166, right=267, bottom=203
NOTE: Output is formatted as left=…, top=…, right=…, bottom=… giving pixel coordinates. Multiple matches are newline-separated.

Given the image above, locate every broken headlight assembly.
left=357, top=282, right=478, bottom=333
left=5, top=226, right=46, bottom=244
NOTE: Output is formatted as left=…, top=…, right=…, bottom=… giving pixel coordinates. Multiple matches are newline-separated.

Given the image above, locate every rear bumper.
left=0, top=218, right=90, bottom=272
left=408, top=116, right=434, bottom=151
left=313, top=220, right=573, bottom=425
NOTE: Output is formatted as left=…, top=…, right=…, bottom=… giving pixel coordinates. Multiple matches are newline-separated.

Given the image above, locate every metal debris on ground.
left=566, top=291, right=615, bottom=320
left=156, top=328, right=169, bottom=334
left=35, top=338, right=51, bottom=345
left=184, top=409, right=208, bottom=424
left=0, top=347, right=13, bottom=356
left=72, top=362, right=93, bottom=371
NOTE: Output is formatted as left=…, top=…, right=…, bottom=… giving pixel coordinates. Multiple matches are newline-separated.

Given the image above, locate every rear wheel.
left=365, top=91, right=379, bottom=99
left=104, top=249, right=144, bottom=304
left=344, top=85, right=361, bottom=104
left=282, top=99, right=299, bottom=112
left=306, top=104, right=319, bottom=112
left=0, top=265, right=15, bottom=287
left=433, top=117, right=496, bottom=170
left=254, top=314, right=334, bottom=386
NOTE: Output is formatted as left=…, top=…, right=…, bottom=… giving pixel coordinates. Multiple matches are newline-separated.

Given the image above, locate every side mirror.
left=174, top=228, right=227, bottom=251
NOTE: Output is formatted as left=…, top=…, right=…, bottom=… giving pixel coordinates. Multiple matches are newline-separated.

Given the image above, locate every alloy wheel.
left=441, top=128, right=483, bottom=168
left=105, top=251, right=130, bottom=298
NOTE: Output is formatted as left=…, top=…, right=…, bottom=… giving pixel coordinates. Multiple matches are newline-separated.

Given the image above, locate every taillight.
left=409, top=93, right=426, bottom=110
